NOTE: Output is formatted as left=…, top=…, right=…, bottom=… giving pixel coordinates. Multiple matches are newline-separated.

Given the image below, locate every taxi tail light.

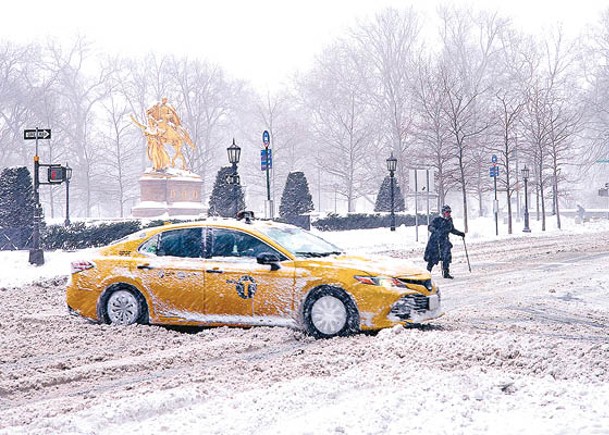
left=71, top=261, right=95, bottom=274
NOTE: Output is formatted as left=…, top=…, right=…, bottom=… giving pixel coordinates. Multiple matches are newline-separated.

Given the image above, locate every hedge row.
left=41, top=220, right=183, bottom=250
left=38, top=213, right=435, bottom=250
left=312, top=213, right=435, bottom=232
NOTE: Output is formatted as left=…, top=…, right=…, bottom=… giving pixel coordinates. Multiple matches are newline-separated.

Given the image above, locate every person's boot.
left=443, top=268, right=454, bottom=279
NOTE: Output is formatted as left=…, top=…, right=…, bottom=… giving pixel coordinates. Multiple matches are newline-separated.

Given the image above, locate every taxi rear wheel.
left=303, top=286, right=359, bottom=339
left=103, top=287, right=148, bottom=325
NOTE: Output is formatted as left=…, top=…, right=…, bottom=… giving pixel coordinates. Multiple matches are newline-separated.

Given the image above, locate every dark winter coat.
left=424, top=215, right=465, bottom=267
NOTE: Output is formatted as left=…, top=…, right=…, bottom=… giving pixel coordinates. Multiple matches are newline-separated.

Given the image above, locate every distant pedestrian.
left=424, top=205, right=465, bottom=279
left=577, top=204, right=585, bottom=223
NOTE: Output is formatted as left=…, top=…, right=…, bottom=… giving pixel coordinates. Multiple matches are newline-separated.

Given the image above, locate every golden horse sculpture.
left=131, top=98, right=196, bottom=171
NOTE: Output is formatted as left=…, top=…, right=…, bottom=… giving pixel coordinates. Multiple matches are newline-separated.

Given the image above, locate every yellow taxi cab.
left=66, top=215, right=442, bottom=338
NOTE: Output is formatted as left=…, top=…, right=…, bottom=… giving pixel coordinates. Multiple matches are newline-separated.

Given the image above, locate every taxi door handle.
left=137, top=264, right=154, bottom=270
left=206, top=269, right=223, bottom=274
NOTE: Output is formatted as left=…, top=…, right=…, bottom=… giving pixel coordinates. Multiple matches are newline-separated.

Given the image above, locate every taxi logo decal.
left=227, top=275, right=257, bottom=299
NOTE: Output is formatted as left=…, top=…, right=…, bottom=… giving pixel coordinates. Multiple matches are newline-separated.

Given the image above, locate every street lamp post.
left=227, top=138, right=241, bottom=217
left=522, top=165, right=531, bottom=233
left=386, top=153, right=397, bottom=231
left=64, top=164, right=73, bottom=226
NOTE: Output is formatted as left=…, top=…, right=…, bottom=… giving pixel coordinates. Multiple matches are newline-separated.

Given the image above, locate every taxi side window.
left=210, top=229, right=280, bottom=259
left=211, top=229, right=238, bottom=257
left=139, top=234, right=160, bottom=255
left=151, top=228, right=203, bottom=258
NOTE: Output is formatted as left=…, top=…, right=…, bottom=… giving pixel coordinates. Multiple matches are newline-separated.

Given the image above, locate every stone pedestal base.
left=131, top=170, right=206, bottom=218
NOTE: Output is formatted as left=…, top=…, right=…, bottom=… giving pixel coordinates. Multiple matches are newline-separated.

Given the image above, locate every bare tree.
left=0, top=42, right=41, bottom=168
left=43, top=36, right=111, bottom=217
left=99, top=57, right=140, bottom=217
left=350, top=7, right=422, bottom=198
left=411, top=57, right=456, bottom=209
left=297, top=41, right=379, bottom=212
left=436, top=6, right=507, bottom=232
left=521, top=28, right=583, bottom=230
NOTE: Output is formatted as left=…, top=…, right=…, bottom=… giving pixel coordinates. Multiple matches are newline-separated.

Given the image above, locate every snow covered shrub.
left=42, top=221, right=143, bottom=250
left=313, top=213, right=431, bottom=231
left=374, top=175, right=405, bottom=212
left=208, top=166, right=246, bottom=218
left=279, top=171, right=314, bottom=217
left=0, top=167, right=38, bottom=249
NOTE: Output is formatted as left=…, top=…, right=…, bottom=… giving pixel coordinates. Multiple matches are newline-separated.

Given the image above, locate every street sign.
left=24, top=129, right=51, bottom=140
left=262, top=130, right=270, bottom=148
left=489, top=166, right=499, bottom=177
left=261, top=149, right=272, bottom=170
left=491, top=154, right=497, bottom=164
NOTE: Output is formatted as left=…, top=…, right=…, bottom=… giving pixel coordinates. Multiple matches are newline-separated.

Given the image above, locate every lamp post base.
left=28, top=248, right=45, bottom=266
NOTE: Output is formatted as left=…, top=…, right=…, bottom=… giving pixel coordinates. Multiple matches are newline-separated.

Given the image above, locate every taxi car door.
left=136, top=227, right=205, bottom=322
left=204, top=228, right=296, bottom=325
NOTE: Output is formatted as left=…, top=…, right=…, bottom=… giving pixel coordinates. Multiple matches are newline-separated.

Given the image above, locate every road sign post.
left=490, top=155, right=499, bottom=236
left=262, top=130, right=273, bottom=219
left=24, top=127, right=51, bottom=266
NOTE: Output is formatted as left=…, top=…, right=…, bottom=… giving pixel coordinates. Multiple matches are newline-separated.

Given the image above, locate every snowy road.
left=0, top=228, right=608, bottom=434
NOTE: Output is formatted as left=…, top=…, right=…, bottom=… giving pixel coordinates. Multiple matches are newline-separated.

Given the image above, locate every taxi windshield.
left=258, top=225, right=343, bottom=258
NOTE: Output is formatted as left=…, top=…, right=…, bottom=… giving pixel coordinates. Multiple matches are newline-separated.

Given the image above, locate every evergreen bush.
left=279, top=171, right=314, bottom=217
left=41, top=221, right=143, bottom=250
left=0, top=167, right=38, bottom=249
left=374, top=175, right=405, bottom=212
left=208, top=166, right=246, bottom=218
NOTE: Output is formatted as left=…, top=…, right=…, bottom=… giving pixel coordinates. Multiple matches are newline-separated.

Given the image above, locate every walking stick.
left=462, top=237, right=471, bottom=272
left=437, top=240, right=443, bottom=274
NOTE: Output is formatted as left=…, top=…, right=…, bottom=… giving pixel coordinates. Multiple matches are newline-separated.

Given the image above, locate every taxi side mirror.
left=257, top=252, right=281, bottom=271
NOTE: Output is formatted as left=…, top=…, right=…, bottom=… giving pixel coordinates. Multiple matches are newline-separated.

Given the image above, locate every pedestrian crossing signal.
left=48, top=165, right=66, bottom=183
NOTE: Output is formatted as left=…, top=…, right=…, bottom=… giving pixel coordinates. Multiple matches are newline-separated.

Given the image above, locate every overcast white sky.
left=2, top=0, right=607, bottom=92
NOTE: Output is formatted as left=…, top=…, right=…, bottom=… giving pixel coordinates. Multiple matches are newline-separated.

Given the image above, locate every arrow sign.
left=262, top=130, right=270, bottom=148
left=24, top=129, right=51, bottom=140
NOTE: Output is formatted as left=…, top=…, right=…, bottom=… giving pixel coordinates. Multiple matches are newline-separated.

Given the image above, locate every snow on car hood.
left=299, top=254, right=428, bottom=279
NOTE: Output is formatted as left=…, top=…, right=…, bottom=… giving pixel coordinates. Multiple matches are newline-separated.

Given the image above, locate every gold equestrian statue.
left=131, top=98, right=196, bottom=171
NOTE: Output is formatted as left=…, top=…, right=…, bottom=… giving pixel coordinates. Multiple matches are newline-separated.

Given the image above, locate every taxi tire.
left=101, top=285, right=149, bottom=325
left=303, top=286, right=359, bottom=339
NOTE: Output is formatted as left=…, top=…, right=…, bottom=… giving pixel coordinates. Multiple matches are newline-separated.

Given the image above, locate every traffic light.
left=47, top=165, right=67, bottom=184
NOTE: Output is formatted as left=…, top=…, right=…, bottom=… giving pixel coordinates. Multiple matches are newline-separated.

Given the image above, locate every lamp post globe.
left=521, top=165, right=531, bottom=233
left=227, top=138, right=241, bottom=165
left=386, top=153, right=397, bottom=231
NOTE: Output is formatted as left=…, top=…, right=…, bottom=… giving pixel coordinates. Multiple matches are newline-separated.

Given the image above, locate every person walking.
left=424, top=205, right=465, bottom=279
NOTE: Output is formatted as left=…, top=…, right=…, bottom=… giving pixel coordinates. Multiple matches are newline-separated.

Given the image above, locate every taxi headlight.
left=354, top=275, right=398, bottom=288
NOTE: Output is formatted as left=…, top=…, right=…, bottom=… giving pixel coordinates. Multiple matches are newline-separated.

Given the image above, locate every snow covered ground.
left=1, top=215, right=608, bottom=434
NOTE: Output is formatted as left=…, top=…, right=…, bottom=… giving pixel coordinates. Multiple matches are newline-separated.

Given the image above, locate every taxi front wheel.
left=303, top=286, right=359, bottom=339
left=104, top=287, right=148, bottom=325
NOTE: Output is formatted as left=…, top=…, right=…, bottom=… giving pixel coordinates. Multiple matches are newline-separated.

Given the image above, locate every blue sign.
left=489, top=166, right=499, bottom=177
left=262, top=130, right=270, bottom=147
left=491, top=154, right=497, bottom=164
left=261, top=149, right=272, bottom=170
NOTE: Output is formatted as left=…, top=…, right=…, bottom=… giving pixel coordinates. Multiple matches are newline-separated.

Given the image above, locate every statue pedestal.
left=131, top=169, right=206, bottom=218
